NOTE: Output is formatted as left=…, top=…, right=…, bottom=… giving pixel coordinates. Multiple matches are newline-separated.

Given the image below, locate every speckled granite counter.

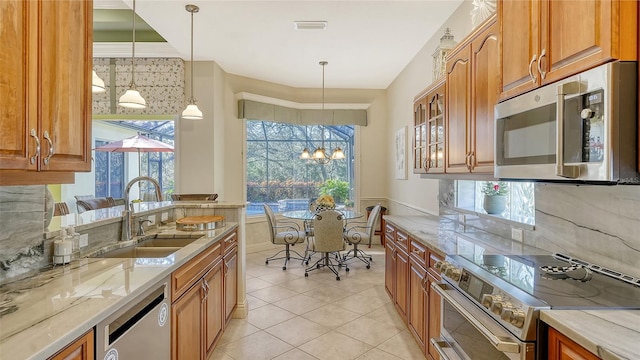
left=383, top=215, right=640, bottom=360
left=0, top=223, right=238, bottom=360
left=541, top=310, right=640, bottom=360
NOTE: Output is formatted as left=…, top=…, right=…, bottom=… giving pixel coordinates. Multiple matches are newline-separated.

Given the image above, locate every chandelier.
left=300, top=61, right=345, bottom=164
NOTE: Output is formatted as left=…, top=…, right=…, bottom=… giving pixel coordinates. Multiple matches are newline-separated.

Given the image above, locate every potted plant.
left=481, top=181, right=508, bottom=214
left=315, top=194, right=336, bottom=212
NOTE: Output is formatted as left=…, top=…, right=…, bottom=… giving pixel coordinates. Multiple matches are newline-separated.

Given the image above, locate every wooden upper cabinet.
left=470, top=18, right=500, bottom=174
left=501, top=0, right=638, bottom=101
left=0, top=0, right=35, bottom=171
left=445, top=45, right=471, bottom=174
left=412, top=95, right=428, bottom=174
left=446, top=15, right=499, bottom=175
left=413, top=78, right=445, bottom=174
left=0, top=0, right=92, bottom=185
left=500, top=0, right=540, bottom=99
left=39, top=0, right=92, bottom=172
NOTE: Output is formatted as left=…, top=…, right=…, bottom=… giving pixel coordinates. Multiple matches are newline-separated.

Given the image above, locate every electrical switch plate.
left=148, top=215, right=156, bottom=226
left=458, top=214, right=466, bottom=224
left=511, top=228, right=524, bottom=242
left=79, top=234, right=89, bottom=248
left=161, top=212, right=168, bottom=222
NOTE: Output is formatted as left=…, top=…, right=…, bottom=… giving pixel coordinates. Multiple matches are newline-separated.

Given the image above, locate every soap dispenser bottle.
left=53, top=228, right=72, bottom=265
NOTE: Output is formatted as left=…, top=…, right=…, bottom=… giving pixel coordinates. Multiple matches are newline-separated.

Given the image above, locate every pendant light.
left=118, top=0, right=146, bottom=109
left=182, top=4, right=203, bottom=120
left=92, top=70, right=106, bottom=93
left=302, top=61, right=345, bottom=164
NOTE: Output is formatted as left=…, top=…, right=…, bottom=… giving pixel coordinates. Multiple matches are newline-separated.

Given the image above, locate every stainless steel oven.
left=431, top=282, right=535, bottom=360
left=494, top=61, right=637, bottom=183
left=430, top=253, right=640, bottom=360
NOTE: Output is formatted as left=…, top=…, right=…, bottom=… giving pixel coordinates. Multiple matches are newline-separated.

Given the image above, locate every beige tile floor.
left=210, top=244, right=426, bottom=359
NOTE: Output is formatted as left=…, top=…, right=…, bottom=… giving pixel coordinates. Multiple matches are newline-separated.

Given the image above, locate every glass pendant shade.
left=313, top=147, right=327, bottom=160
left=331, top=147, right=345, bottom=159
left=91, top=70, right=106, bottom=93
left=118, top=88, right=146, bottom=109
left=300, top=148, right=311, bottom=159
left=181, top=103, right=203, bottom=120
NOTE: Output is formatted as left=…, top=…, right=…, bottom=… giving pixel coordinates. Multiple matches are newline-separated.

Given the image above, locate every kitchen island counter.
left=541, top=310, right=640, bottom=360
left=0, top=222, right=238, bottom=360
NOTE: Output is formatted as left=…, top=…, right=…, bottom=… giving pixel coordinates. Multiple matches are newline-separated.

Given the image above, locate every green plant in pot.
left=481, top=181, right=508, bottom=214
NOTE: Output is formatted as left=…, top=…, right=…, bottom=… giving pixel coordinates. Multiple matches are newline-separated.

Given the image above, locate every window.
left=95, top=139, right=124, bottom=198
left=456, top=180, right=535, bottom=225
left=246, top=121, right=354, bottom=215
left=93, top=120, right=175, bottom=198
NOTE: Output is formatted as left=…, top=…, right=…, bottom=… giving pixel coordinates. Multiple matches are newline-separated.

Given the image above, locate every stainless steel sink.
left=136, top=237, right=198, bottom=248
left=93, top=237, right=200, bottom=258
left=95, top=246, right=182, bottom=258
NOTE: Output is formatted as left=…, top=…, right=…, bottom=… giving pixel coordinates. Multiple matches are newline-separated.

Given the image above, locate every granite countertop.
left=541, top=310, right=640, bottom=360
left=0, top=222, right=238, bottom=360
left=383, top=215, right=640, bottom=360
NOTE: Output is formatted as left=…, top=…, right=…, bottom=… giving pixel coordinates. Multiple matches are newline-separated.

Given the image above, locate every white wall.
left=386, top=0, right=475, bottom=215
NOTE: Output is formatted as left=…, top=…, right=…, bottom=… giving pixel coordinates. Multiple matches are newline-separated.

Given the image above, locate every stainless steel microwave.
left=494, top=62, right=638, bottom=183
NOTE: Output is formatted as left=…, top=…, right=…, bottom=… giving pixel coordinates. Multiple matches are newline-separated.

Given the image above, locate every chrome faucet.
left=121, top=176, right=163, bottom=242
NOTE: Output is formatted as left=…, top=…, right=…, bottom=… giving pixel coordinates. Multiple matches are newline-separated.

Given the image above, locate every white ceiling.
left=94, top=0, right=463, bottom=89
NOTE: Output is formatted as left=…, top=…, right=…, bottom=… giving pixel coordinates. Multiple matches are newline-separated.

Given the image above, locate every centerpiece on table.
left=315, top=194, right=336, bottom=213
left=481, top=181, right=508, bottom=214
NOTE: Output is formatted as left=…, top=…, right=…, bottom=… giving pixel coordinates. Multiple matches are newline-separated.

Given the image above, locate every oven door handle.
left=429, top=338, right=462, bottom=360
left=432, top=282, right=521, bottom=354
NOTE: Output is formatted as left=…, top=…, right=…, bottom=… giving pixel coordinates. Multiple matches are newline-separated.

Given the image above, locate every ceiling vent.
left=294, top=21, right=327, bottom=30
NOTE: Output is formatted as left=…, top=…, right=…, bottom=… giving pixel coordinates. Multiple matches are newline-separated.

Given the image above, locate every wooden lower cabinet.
left=48, top=329, right=94, bottom=360
left=395, top=246, right=409, bottom=323
left=204, top=260, right=225, bottom=357
left=408, top=259, right=427, bottom=351
left=426, top=270, right=442, bottom=360
left=171, top=230, right=241, bottom=360
left=548, top=327, right=601, bottom=360
left=172, top=280, right=205, bottom=360
left=224, top=246, right=238, bottom=324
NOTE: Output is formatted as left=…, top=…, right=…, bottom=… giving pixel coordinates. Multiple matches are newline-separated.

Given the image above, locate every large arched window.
left=246, top=121, right=355, bottom=215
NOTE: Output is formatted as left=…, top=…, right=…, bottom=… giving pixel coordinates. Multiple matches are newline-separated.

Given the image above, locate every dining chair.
left=263, top=204, right=307, bottom=270
left=305, top=209, right=349, bottom=280
left=342, top=204, right=381, bottom=269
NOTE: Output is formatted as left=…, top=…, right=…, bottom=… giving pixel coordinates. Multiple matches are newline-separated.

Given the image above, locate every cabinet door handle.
left=29, top=129, right=40, bottom=165
left=537, top=49, right=547, bottom=80
left=528, top=54, right=538, bottom=84
left=469, top=151, right=475, bottom=171
left=42, top=131, right=54, bottom=165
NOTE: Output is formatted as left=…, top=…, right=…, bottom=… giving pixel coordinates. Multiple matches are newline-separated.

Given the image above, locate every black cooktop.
left=459, top=253, right=640, bottom=309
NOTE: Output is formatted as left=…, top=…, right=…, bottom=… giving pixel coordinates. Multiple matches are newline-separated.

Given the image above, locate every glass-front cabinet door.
left=425, top=79, right=445, bottom=173
left=413, top=95, right=428, bottom=173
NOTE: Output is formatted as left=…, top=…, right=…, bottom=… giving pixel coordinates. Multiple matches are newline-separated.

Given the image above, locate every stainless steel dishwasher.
left=96, top=275, right=171, bottom=360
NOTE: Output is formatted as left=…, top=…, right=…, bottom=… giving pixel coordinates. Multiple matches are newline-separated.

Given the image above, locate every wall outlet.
left=511, top=228, right=524, bottom=242
left=161, top=212, right=168, bottom=222
left=79, top=234, right=89, bottom=248
left=458, top=214, right=466, bottom=224
left=148, top=215, right=156, bottom=226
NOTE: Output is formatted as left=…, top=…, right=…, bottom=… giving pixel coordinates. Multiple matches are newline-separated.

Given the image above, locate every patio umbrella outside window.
left=95, top=134, right=174, bottom=178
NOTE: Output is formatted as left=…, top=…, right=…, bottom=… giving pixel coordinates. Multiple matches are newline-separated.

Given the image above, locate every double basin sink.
left=94, top=236, right=201, bottom=258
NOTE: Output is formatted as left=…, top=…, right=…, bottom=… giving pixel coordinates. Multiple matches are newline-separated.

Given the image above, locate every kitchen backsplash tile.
left=0, top=186, right=47, bottom=281
left=440, top=180, right=640, bottom=278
